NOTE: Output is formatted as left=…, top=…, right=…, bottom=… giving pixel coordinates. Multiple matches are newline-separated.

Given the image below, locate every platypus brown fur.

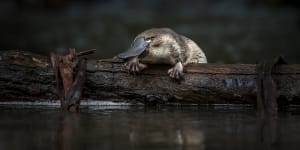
left=117, top=28, right=207, bottom=79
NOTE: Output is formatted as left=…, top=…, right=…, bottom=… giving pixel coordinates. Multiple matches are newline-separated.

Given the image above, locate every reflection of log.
left=0, top=50, right=300, bottom=105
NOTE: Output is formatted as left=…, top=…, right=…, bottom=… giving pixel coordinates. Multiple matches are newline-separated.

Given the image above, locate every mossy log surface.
left=0, top=50, right=300, bottom=105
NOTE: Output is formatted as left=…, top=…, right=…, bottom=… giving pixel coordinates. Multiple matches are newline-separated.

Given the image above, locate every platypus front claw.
left=168, top=62, right=184, bottom=79
left=124, top=57, right=147, bottom=73
left=125, top=62, right=147, bottom=73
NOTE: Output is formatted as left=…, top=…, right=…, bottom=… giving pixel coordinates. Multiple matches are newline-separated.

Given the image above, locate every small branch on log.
left=76, top=49, right=96, bottom=57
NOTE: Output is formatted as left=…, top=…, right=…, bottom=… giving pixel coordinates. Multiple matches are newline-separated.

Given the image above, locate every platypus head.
left=117, top=28, right=178, bottom=60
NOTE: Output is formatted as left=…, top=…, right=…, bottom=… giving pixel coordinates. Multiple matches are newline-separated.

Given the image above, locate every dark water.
left=1, top=0, right=300, bottom=63
left=1, top=106, right=300, bottom=150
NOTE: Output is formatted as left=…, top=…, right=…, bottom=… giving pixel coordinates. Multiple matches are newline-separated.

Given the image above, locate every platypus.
left=117, top=28, right=207, bottom=79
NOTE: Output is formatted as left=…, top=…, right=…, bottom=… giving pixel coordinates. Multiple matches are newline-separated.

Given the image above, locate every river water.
left=0, top=106, right=300, bottom=150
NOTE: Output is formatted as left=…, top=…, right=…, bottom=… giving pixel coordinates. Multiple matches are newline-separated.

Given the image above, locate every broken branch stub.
left=50, top=48, right=95, bottom=111
left=66, top=58, right=87, bottom=112
left=256, top=56, right=287, bottom=117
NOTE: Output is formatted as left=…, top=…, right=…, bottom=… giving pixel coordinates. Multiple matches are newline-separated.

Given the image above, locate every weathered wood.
left=0, top=50, right=300, bottom=105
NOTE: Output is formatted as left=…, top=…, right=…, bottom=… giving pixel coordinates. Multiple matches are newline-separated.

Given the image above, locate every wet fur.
left=137, top=28, right=207, bottom=65
left=124, top=28, right=207, bottom=79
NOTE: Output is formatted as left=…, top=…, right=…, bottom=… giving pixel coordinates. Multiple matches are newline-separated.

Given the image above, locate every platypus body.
left=117, top=28, right=207, bottom=79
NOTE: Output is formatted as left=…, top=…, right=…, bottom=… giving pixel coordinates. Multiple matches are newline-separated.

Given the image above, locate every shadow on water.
left=0, top=106, right=300, bottom=150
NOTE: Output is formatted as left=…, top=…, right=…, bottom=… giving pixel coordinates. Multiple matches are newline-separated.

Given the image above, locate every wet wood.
left=0, top=50, right=300, bottom=105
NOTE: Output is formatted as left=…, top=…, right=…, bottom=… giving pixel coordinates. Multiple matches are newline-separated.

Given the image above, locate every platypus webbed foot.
left=124, top=57, right=147, bottom=73
left=125, top=62, right=147, bottom=73
left=168, top=62, right=184, bottom=79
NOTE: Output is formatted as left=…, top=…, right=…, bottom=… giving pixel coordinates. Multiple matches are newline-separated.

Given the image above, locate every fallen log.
left=0, top=50, right=300, bottom=105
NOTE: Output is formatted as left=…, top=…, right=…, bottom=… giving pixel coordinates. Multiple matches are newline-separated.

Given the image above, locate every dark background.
left=0, top=0, right=299, bottom=63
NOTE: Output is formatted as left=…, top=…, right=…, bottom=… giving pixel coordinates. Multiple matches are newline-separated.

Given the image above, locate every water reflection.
left=0, top=107, right=300, bottom=150
left=257, top=116, right=280, bottom=150
left=126, top=112, right=205, bottom=150
left=60, top=113, right=79, bottom=150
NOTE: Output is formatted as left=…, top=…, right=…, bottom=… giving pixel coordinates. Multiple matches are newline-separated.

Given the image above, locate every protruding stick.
left=76, top=49, right=96, bottom=57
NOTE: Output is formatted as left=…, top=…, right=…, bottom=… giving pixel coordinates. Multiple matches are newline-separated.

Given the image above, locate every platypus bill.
left=117, top=28, right=207, bottom=79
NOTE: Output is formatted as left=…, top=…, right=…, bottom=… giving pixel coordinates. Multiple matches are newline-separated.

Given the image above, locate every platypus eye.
left=145, top=36, right=156, bottom=43
left=145, top=38, right=152, bottom=43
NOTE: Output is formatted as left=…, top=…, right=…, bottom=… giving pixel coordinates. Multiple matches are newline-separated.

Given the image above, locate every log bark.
left=0, top=50, right=300, bottom=105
